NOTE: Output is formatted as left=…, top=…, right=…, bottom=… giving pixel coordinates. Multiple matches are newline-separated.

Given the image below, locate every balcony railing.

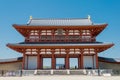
left=25, top=35, right=96, bottom=42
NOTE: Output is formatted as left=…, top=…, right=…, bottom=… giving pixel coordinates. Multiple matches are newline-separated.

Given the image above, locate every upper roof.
left=27, top=17, right=93, bottom=26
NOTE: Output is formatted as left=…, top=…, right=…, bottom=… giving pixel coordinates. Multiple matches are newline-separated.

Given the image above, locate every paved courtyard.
left=0, top=75, right=120, bottom=80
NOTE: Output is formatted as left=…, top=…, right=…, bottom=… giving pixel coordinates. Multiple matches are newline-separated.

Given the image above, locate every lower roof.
left=0, top=57, right=22, bottom=64
left=99, top=57, right=120, bottom=63
left=7, top=42, right=114, bottom=53
left=7, top=42, right=113, bottom=47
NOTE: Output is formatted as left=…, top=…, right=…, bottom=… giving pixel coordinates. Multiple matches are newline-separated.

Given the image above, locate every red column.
left=80, top=49, right=84, bottom=69
left=52, top=49, right=56, bottom=69
left=65, top=49, right=69, bottom=69
left=40, top=56, right=43, bottom=69
left=22, top=50, right=25, bottom=70
left=37, top=50, right=40, bottom=69
left=65, top=54, right=69, bottom=69
left=52, top=55, right=56, bottom=69
left=96, top=53, right=99, bottom=69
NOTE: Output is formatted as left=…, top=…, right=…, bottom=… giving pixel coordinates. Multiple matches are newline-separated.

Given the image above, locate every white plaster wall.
left=28, top=56, right=37, bottom=70
left=83, top=56, right=93, bottom=69
left=0, top=62, right=22, bottom=70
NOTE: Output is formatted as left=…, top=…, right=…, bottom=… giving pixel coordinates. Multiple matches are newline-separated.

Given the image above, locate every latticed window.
left=55, top=29, right=65, bottom=35
left=81, top=30, right=91, bottom=41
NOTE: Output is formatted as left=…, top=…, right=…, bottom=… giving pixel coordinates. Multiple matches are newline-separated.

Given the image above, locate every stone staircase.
left=53, top=70, right=67, bottom=75
left=35, top=70, right=51, bottom=75
left=21, top=69, right=112, bottom=76
left=70, top=70, right=85, bottom=75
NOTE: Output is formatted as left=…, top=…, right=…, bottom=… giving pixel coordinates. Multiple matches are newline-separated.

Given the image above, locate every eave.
left=0, top=59, right=22, bottom=64
left=13, top=24, right=107, bottom=37
left=7, top=43, right=114, bottom=53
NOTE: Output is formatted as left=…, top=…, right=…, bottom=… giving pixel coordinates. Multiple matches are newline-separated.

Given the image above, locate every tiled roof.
left=0, top=57, right=22, bottom=63
left=99, top=57, right=120, bottom=63
left=7, top=42, right=113, bottom=47
left=19, top=42, right=103, bottom=44
left=27, top=18, right=93, bottom=26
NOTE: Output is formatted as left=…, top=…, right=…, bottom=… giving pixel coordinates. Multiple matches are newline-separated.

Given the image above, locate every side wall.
left=99, top=62, right=120, bottom=69
left=0, top=62, right=22, bottom=70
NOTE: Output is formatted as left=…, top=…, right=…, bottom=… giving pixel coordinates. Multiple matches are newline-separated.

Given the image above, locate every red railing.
left=25, top=35, right=96, bottom=42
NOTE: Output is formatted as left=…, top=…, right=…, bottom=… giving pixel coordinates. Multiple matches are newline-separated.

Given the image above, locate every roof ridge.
left=31, top=18, right=89, bottom=20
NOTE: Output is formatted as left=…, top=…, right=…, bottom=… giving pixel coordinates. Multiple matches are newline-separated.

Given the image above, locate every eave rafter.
left=13, top=24, right=107, bottom=37
left=14, top=27, right=30, bottom=37
left=90, top=24, right=107, bottom=37
left=7, top=43, right=114, bottom=53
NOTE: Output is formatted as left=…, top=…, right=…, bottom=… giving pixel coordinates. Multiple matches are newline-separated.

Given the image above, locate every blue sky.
left=0, top=0, right=120, bottom=59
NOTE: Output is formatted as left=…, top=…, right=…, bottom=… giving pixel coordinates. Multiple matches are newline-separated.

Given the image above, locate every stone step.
left=52, top=70, right=67, bottom=75
left=70, top=70, right=85, bottom=75
left=36, top=70, right=51, bottom=75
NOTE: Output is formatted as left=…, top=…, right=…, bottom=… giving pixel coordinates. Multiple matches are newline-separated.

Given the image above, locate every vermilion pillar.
left=96, top=53, right=99, bottom=69
left=80, top=49, right=84, bottom=69
left=40, top=57, right=43, bottom=69
left=37, top=50, right=40, bottom=69
left=52, top=49, right=56, bottom=69
left=65, top=54, right=69, bottom=69
left=65, top=49, right=69, bottom=69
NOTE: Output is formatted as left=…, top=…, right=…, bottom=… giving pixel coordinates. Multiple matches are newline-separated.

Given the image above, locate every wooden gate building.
left=7, top=16, right=114, bottom=70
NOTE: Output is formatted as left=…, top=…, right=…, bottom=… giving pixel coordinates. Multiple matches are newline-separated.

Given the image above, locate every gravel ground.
left=0, top=75, right=120, bottom=80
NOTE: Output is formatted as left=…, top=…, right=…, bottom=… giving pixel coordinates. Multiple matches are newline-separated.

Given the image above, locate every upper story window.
left=55, top=29, right=65, bottom=35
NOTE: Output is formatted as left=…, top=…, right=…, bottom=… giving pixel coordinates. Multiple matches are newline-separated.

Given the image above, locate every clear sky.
left=0, top=0, right=120, bottom=59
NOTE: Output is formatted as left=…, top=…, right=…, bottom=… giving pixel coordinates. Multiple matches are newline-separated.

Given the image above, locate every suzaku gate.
left=7, top=16, right=114, bottom=70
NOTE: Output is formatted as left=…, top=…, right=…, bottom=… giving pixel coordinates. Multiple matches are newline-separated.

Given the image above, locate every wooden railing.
left=25, top=35, right=96, bottom=42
